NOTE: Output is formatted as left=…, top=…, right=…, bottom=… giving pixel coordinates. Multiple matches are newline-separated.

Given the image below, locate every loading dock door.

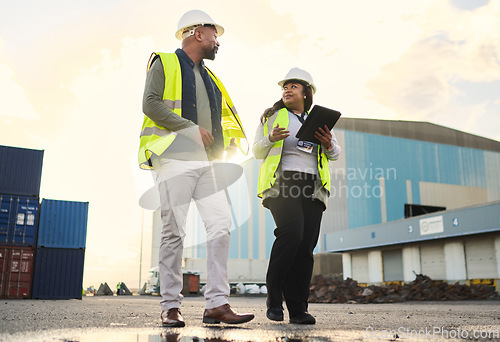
left=420, top=244, right=446, bottom=280
left=465, top=238, right=497, bottom=279
left=351, top=253, right=369, bottom=283
left=383, top=249, right=403, bottom=281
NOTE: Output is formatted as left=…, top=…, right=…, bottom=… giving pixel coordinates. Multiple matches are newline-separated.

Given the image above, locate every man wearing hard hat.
left=138, top=10, right=252, bottom=327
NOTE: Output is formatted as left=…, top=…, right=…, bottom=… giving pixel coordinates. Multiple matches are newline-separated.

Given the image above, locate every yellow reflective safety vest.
left=257, top=108, right=331, bottom=198
left=138, top=52, right=247, bottom=169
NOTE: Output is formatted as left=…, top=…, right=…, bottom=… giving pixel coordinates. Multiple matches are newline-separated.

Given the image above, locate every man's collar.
left=175, top=48, right=205, bottom=69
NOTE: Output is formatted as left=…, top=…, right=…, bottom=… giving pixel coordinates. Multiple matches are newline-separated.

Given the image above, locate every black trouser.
left=265, top=171, right=325, bottom=317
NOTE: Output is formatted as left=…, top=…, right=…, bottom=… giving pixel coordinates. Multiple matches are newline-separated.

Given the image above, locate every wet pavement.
left=1, top=295, right=500, bottom=341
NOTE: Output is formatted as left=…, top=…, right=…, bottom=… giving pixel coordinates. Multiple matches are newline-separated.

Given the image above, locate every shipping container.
left=0, top=195, right=39, bottom=246
left=32, top=247, right=85, bottom=300
left=37, top=199, right=89, bottom=249
left=0, top=246, right=35, bottom=298
left=0, top=145, right=44, bottom=197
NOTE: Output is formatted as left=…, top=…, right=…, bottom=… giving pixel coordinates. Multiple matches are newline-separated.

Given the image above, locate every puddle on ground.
left=1, top=326, right=451, bottom=341
left=0, top=328, right=349, bottom=342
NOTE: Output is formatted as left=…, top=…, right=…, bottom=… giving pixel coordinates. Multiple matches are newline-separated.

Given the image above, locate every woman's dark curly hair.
left=260, top=80, right=313, bottom=124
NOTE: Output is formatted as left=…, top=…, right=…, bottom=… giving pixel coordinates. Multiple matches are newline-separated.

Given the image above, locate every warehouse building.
left=147, top=118, right=500, bottom=286
left=323, top=118, right=500, bottom=286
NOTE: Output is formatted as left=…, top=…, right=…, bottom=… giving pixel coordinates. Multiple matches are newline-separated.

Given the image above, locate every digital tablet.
left=295, top=105, right=341, bottom=144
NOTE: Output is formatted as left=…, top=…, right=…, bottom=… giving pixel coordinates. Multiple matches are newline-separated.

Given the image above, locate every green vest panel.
left=138, top=53, right=247, bottom=169
left=257, top=108, right=331, bottom=197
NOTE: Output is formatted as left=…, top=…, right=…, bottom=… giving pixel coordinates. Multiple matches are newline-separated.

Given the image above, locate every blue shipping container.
left=0, top=145, right=44, bottom=197
left=37, top=199, right=89, bottom=249
left=32, top=247, right=85, bottom=299
left=0, top=195, right=39, bottom=246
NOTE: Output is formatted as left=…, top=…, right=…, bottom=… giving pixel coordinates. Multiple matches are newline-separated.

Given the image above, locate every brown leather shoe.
left=203, top=304, right=254, bottom=324
left=161, top=308, right=185, bottom=327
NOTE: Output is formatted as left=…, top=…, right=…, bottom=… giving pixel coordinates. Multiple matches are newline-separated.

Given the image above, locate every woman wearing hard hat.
left=253, top=68, right=341, bottom=324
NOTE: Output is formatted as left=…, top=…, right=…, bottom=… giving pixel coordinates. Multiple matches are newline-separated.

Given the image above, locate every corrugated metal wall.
left=0, top=195, right=39, bottom=246
left=37, top=199, right=89, bottom=249
left=382, top=249, right=404, bottom=281
left=321, top=129, right=349, bottom=241
left=343, top=130, right=500, bottom=230
left=485, top=150, right=500, bottom=200
left=465, top=238, right=497, bottom=279
left=419, top=182, right=487, bottom=209
left=0, top=246, right=35, bottom=298
left=0, top=146, right=44, bottom=198
left=32, top=247, right=85, bottom=299
left=351, top=253, right=369, bottom=283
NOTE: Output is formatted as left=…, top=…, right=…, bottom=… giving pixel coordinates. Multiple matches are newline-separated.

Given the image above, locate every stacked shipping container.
left=0, top=196, right=40, bottom=246
left=0, top=145, right=89, bottom=299
left=0, top=146, right=43, bottom=298
left=0, top=146, right=44, bottom=198
left=0, top=246, right=35, bottom=298
left=32, top=199, right=88, bottom=299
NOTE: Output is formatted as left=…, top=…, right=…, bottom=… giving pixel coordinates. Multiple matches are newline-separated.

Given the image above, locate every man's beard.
left=205, top=46, right=217, bottom=60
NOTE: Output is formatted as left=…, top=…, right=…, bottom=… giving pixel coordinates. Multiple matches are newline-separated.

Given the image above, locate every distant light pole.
left=139, top=209, right=144, bottom=292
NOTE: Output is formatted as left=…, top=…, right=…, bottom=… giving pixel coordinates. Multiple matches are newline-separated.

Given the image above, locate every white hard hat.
left=175, top=10, right=224, bottom=40
left=278, top=67, right=317, bottom=94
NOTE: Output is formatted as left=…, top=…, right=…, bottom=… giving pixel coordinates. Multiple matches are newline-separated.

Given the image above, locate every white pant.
left=154, top=159, right=231, bottom=310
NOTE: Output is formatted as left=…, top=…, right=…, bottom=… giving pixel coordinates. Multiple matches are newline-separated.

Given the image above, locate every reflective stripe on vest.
left=138, top=53, right=247, bottom=169
left=205, top=67, right=248, bottom=153
left=257, top=108, right=289, bottom=197
left=138, top=53, right=182, bottom=169
left=318, top=143, right=331, bottom=193
left=257, top=108, right=331, bottom=197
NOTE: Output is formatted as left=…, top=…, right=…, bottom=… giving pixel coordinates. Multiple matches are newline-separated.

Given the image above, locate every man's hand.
left=225, top=138, right=237, bottom=160
left=269, top=124, right=290, bottom=142
left=199, top=127, right=214, bottom=147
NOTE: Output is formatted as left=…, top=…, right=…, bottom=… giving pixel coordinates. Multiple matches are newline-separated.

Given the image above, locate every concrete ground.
left=1, top=295, right=500, bottom=341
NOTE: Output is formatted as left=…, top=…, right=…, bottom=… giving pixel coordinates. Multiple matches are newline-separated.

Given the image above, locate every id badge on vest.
left=297, top=140, right=314, bottom=154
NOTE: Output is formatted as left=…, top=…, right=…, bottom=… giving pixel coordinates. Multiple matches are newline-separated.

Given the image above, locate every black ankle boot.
left=290, top=312, right=316, bottom=324
left=266, top=307, right=284, bottom=321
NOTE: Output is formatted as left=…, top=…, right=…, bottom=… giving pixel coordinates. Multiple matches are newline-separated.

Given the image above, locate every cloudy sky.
left=1, top=0, right=499, bottom=289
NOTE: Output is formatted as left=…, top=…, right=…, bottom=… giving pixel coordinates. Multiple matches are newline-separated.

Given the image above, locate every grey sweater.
left=142, top=58, right=215, bottom=160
